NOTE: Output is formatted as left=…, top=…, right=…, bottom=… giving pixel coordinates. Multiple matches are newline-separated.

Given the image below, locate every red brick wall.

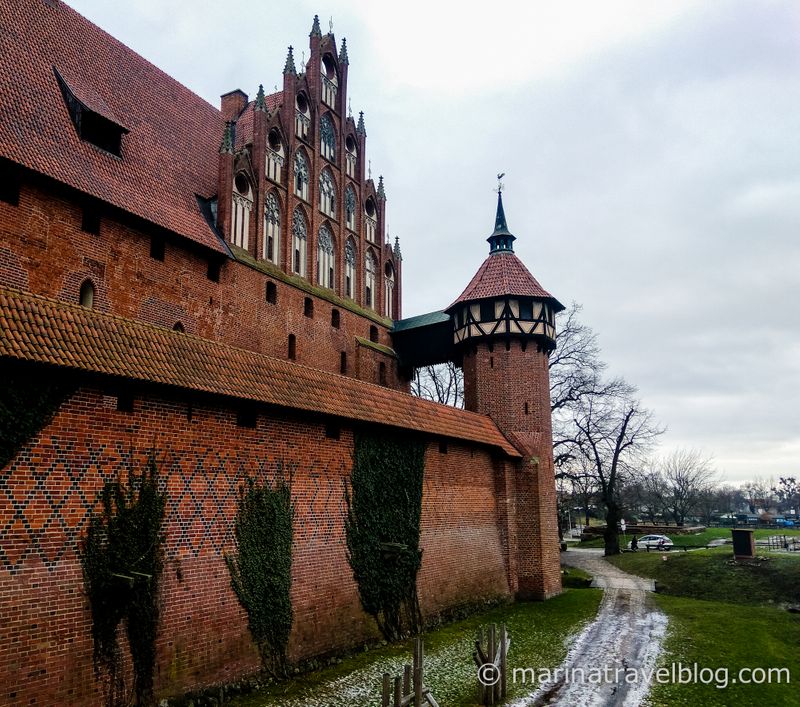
left=0, top=378, right=513, bottom=706
left=0, top=177, right=405, bottom=390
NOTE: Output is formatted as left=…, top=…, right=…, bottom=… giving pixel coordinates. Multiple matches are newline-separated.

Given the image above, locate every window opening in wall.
left=505, top=339, right=511, bottom=352
left=490, top=356, right=494, bottom=369
left=317, top=224, right=335, bottom=289
left=81, top=206, right=100, bottom=234
left=340, top=351, right=347, bottom=374
left=369, top=325, right=378, bottom=343
left=288, top=334, right=296, bottom=360
left=207, top=260, right=221, bottom=282
left=325, top=423, right=341, bottom=440
left=439, top=440, right=448, bottom=454
left=237, top=406, right=257, bottom=428
left=264, top=192, right=280, bottom=264
left=0, top=164, right=20, bottom=205
left=79, top=279, right=95, bottom=308
left=266, top=281, right=277, bottom=304
left=379, top=361, right=387, bottom=386
left=292, top=208, right=307, bottom=276
left=116, top=391, right=134, bottom=413
left=304, top=297, right=314, bottom=318
left=231, top=172, right=253, bottom=249
left=150, top=236, right=165, bottom=261
left=331, top=309, right=340, bottom=328
left=345, top=238, right=356, bottom=298
left=173, top=322, right=185, bottom=333
left=266, top=129, right=285, bottom=183
left=525, top=402, right=529, bottom=415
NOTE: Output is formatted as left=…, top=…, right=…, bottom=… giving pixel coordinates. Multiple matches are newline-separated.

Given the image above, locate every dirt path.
left=509, top=549, right=668, bottom=707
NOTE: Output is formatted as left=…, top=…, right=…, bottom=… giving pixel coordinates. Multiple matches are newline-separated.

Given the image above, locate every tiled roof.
left=0, top=0, right=227, bottom=254
left=448, top=252, right=564, bottom=311
left=0, top=288, right=521, bottom=458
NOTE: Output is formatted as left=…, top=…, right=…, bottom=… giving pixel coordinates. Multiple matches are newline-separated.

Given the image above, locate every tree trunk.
left=603, top=499, right=621, bottom=556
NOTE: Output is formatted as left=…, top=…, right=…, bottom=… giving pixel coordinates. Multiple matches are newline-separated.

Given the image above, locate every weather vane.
left=329, top=16, right=334, bottom=33
left=368, top=159, right=372, bottom=179
left=496, top=172, right=505, bottom=194
left=301, top=50, right=305, bottom=66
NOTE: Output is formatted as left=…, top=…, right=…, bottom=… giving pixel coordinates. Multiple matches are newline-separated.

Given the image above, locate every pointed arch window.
left=321, top=54, right=338, bottom=108
left=266, top=128, right=285, bottom=183
left=319, top=169, right=336, bottom=218
left=79, top=279, right=95, bottom=308
left=384, top=261, right=395, bottom=319
left=264, top=192, right=280, bottom=264
left=317, top=224, right=335, bottom=289
left=292, top=208, right=307, bottom=277
left=231, top=172, right=253, bottom=249
left=345, top=238, right=356, bottom=299
left=345, top=134, right=357, bottom=179
left=365, top=250, right=377, bottom=309
left=320, top=114, right=336, bottom=161
left=345, top=185, right=357, bottom=231
left=295, top=93, right=311, bottom=139
left=364, top=197, right=377, bottom=243
left=294, top=151, right=309, bottom=201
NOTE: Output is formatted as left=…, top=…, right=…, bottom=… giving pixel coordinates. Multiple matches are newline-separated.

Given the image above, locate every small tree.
left=659, top=449, right=717, bottom=526
left=226, top=472, right=294, bottom=678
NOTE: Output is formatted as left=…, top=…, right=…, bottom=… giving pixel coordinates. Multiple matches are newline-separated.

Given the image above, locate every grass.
left=561, top=565, right=593, bottom=588
left=227, top=589, right=602, bottom=706
left=578, top=527, right=800, bottom=550
left=606, top=548, right=800, bottom=606
left=646, top=595, right=800, bottom=707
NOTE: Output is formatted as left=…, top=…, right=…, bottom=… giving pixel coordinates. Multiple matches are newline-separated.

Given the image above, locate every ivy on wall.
left=226, top=469, right=294, bottom=678
left=0, top=367, right=74, bottom=470
left=345, top=431, right=426, bottom=642
left=81, top=455, right=166, bottom=707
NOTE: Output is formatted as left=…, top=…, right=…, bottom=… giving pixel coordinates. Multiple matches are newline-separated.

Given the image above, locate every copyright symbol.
left=478, top=663, right=500, bottom=687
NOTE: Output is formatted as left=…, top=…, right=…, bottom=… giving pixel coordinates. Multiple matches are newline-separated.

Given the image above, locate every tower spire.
left=339, top=37, right=349, bottom=64
left=283, top=46, right=296, bottom=75
left=219, top=121, right=234, bottom=154
left=356, top=110, right=366, bottom=135
left=254, top=84, right=266, bottom=112
left=310, top=15, right=322, bottom=38
left=487, top=185, right=515, bottom=254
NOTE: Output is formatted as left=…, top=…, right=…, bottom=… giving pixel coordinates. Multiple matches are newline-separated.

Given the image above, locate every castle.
left=0, top=2, right=563, bottom=704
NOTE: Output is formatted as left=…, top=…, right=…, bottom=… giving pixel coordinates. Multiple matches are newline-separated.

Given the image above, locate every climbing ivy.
left=226, top=470, right=294, bottom=678
left=81, top=455, right=166, bottom=707
left=0, top=367, right=74, bottom=469
left=345, top=431, right=426, bottom=641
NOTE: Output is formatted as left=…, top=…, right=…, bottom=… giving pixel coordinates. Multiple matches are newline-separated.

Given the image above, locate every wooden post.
left=403, top=663, right=411, bottom=697
left=382, top=673, right=390, bottom=707
left=500, top=624, right=508, bottom=699
left=393, top=675, right=402, bottom=707
left=413, top=637, right=423, bottom=707
left=488, top=624, right=495, bottom=706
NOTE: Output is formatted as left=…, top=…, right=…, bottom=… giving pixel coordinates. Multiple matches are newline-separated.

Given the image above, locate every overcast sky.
left=66, top=0, right=800, bottom=485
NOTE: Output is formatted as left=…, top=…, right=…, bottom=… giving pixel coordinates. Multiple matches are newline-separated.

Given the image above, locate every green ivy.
left=226, top=470, right=294, bottom=678
left=345, top=431, right=426, bottom=642
left=81, top=455, right=166, bottom=707
left=0, top=367, right=73, bottom=470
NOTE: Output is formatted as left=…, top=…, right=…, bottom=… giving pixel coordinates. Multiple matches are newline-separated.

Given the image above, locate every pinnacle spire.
left=393, top=235, right=402, bottom=260
left=356, top=110, right=366, bottom=135
left=487, top=190, right=515, bottom=254
left=254, top=84, right=266, bottom=112
left=219, top=121, right=234, bottom=154
left=339, top=37, right=349, bottom=64
left=377, top=175, right=385, bottom=199
left=310, top=15, right=322, bottom=38
left=283, top=46, right=296, bottom=75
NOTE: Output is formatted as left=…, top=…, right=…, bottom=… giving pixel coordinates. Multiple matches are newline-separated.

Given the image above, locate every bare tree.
left=741, top=478, right=774, bottom=514
left=772, top=477, right=800, bottom=518
left=659, top=449, right=717, bottom=527
left=628, top=464, right=665, bottom=524
left=410, top=362, right=464, bottom=408
left=568, top=382, right=663, bottom=555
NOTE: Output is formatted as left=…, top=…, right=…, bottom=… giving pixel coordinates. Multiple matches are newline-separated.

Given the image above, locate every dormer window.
left=231, top=172, right=253, bottom=249
left=319, top=169, right=335, bottom=218
left=266, top=129, right=285, bottom=183
left=55, top=68, right=127, bottom=157
left=345, top=185, right=356, bottom=231
left=345, top=135, right=357, bottom=179
left=320, top=114, right=336, bottom=161
left=364, top=198, right=377, bottom=243
left=294, top=151, right=309, bottom=200
left=295, top=93, right=311, bottom=139
left=321, top=54, right=338, bottom=108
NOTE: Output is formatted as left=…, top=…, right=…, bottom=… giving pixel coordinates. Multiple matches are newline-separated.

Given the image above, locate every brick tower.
left=446, top=189, right=564, bottom=599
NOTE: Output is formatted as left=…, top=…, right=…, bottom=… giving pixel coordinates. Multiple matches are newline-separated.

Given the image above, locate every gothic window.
left=231, top=172, right=253, bottom=249
left=295, top=93, right=310, bottom=139
left=294, top=150, right=309, bottom=200
left=345, top=238, right=356, bottom=298
left=264, top=192, right=280, bottom=264
left=365, top=250, right=377, bottom=309
left=320, top=114, right=336, bottom=161
left=345, top=134, right=357, bottom=178
left=364, top=197, right=377, bottom=243
left=79, top=279, right=95, bottom=308
left=319, top=169, right=336, bottom=218
left=321, top=54, right=338, bottom=108
left=384, top=261, right=395, bottom=319
left=266, top=128, right=285, bottom=183
left=292, top=208, right=307, bottom=277
left=317, top=224, right=335, bottom=289
left=345, top=185, right=356, bottom=231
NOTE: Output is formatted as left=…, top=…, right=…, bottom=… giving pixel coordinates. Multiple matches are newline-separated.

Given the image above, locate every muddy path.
left=510, top=549, right=668, bottom=707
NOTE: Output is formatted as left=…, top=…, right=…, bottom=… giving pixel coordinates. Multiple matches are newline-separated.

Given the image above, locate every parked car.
left=628, top=534, right=673, bottom=551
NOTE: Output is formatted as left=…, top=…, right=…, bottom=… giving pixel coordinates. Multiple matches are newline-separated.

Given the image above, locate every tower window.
left=207, top=260, right=221, bottom=282
left=81, top=206, right=100, bottom=235
left=340, top=351, right=347, bottom=374
left=150, top=236, right=165, bottom=261
left=79, top=279, right=95, bottom=308
left=379, top=362, right=387, bottom=386
left=304, top=297, right=314, bottom=318
left=331, top=309, right=340, bottom=328
left=480, top=301, right=494, bottom=321
left=266, top=281, right=277, bottom=304
left=288, top=334, right=296, bottom=360
left=369, top=325, right=378, bottom=343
